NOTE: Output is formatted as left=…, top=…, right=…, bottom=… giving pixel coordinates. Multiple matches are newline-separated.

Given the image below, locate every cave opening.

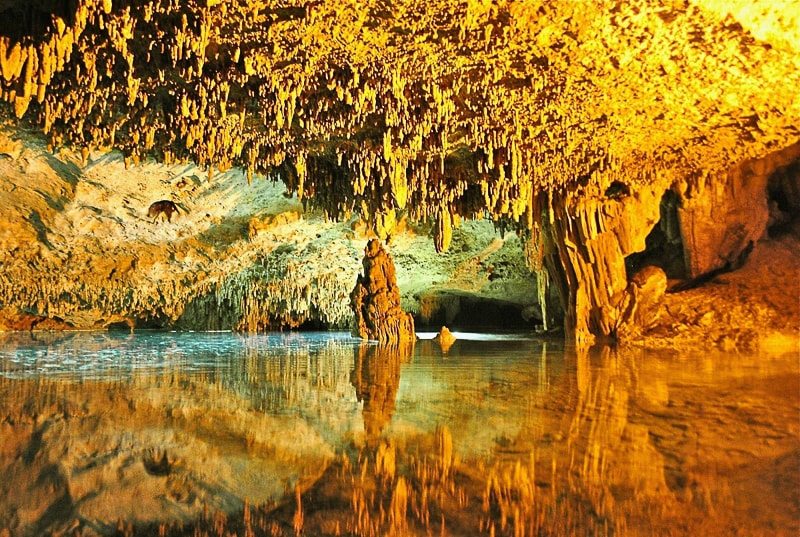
left=106, top=320, right=134, bottom=331
left=625, top=189, right=687, bottom=280
left=604, top=180, right=630, bottom=199
left=766, top=157, right=800, bottom=238
left=414, top=291, right=534, bottom=332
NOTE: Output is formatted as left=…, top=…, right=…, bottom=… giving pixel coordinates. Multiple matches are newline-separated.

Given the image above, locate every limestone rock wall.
left=678, top=142, right=800, bottom=277
left=528, top=145, right=800, bottom=344
left=0, top=130, right=535, bottom=332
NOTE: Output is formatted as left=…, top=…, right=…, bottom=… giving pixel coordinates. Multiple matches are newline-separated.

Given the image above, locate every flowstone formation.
left=0, top=0, right=798, bottom=341
left=351, top=240, right=415, bottom=343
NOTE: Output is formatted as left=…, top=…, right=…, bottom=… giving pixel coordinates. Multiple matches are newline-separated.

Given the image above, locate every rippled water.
left=0, top=331, right=797, bottom=536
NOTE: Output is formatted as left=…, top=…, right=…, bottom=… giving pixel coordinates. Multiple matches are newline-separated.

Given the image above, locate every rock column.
left=351, top=239, right=415, bottom=343
left=528, top=185, right=665, bottom=345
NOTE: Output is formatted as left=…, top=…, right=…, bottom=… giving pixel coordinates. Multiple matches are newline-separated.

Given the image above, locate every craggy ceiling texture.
left=1, top=0, right=798, bottom=242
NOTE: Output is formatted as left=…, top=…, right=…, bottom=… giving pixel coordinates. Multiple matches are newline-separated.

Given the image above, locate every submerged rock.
left=433, top=326, right=457, bottom=353
left=351, top=240, right=415, bottom=343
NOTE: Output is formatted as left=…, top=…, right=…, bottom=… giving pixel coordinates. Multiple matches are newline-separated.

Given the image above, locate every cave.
left=0, top=0, right=793, bottom=345
left=766, top=157, right=800, bottom=237
left=0, top=3, right=798, bottom=534
left=105, top=319, right=134, bottom=331
left=624, top=189, right=687, bottom=280
left=414, top=291, right=535, bottom=332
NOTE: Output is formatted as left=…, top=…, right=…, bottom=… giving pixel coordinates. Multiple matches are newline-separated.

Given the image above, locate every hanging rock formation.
left=525, top=183, right=666, bottom=344
left=351, top=239, right=415, bottom=343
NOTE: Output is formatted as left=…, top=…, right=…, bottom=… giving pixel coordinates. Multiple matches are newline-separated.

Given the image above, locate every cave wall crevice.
left=676, top=142, right=800, bottom=279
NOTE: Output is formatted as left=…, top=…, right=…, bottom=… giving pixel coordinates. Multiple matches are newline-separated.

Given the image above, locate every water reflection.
left=351, top=341, right=412, bottom=444
left=0, top=332, right=797, bottom=536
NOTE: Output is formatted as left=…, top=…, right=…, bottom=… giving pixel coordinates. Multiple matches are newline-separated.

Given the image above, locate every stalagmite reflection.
left=350, top=340, right=412, bottom=444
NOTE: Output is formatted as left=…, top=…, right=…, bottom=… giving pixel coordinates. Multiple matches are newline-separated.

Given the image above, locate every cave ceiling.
left=0, top=0, right=798, bottom=228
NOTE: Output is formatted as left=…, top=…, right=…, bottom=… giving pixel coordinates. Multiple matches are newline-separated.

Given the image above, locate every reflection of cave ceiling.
left=0, top=0, right=798, bottom=224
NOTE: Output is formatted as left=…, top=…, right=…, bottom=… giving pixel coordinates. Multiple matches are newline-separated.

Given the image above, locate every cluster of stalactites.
left=1, top=0, right=795, bottom=252
left=0, top=1, right=94, bottom=119
left=0, top=1, right=640, bottom=248
left=213, top=257, right=356, bottom=331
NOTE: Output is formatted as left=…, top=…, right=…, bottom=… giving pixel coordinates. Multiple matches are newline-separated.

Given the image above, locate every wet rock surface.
left=525, top=145, right=800, bottom=344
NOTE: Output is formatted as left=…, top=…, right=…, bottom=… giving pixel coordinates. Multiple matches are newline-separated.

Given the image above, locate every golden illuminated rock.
left=351, top=239, right=415, bottom=343
left=433, top=326, right=457, bottom=353
left=617, top=265, right=668, bottom=339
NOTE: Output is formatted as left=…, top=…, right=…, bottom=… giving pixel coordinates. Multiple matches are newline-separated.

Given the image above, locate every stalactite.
left=434, top=209, right=452, bottom=254
left=536, top=268, right=549, bottom=332
left=0, top=0, right=789, bottom=231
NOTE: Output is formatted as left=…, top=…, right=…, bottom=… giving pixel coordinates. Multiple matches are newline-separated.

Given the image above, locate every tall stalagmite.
left=351, top=239, right=415, bottom=343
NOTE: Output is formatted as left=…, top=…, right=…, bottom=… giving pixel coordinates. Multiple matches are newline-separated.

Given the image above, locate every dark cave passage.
left=414, top=291, right=535, bottom=332
left=767, top=157, right=800, bottom=237
left=625, top=190, right=687, bottom=280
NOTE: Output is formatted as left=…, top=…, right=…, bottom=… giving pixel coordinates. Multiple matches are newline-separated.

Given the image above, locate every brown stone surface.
left=351, top=240, right=415, bottom=343
left=633, top=234, right=800, bottom=352
left=527, top=183, right=665, bottom=344
left=678, top=142, right=800, bottom=277
left=528, top=144, right=800, bottom=344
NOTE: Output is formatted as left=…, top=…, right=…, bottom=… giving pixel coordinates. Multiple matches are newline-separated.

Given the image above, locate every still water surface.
left=0, top=331, right=797, bottom=536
